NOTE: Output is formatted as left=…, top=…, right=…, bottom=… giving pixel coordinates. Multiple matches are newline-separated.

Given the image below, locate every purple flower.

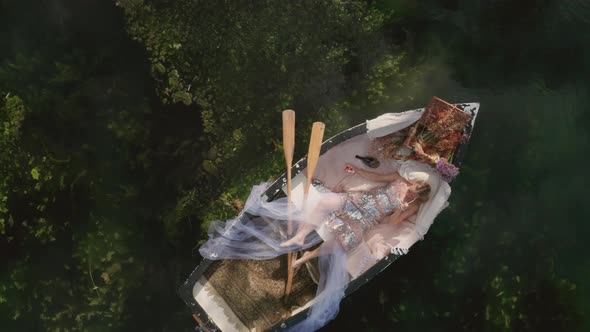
left=460, top=132, right=470, bottom=144
left=436, top=159, right=460, bottom=182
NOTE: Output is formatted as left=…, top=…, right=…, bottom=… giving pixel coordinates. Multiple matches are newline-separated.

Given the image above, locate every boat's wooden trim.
left=179, top=102, right=481, bottom=331
left=192, top=314, right=211, bottom=332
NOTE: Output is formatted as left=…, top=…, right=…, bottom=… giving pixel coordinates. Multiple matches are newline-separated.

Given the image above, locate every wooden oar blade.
left=282, top=110, right=295, bottom=165
left=305, top=122, right=325, bottom=195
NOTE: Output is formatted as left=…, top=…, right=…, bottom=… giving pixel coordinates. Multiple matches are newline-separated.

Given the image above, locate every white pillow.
left=398, top=160, right=441, bottom=198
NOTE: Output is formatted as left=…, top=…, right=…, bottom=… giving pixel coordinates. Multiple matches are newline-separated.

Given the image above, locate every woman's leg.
left=280, top=223, right=315, bottom=247
left=292, top=245, right=322, bottom=268
left=280, top=193, right=344, bottom=248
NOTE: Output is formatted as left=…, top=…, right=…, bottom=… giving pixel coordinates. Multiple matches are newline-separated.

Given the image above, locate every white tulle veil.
left=199, top=182, right=349, bottom=332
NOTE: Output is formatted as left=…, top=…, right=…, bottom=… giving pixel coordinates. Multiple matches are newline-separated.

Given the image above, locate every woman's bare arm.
left=385, top=203, right=420, bottom=225
left=346, top=163, right=401, bottom=183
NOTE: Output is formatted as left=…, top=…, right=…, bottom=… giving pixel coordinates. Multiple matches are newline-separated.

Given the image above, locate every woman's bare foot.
left=280, top=234, right=305, bottom=248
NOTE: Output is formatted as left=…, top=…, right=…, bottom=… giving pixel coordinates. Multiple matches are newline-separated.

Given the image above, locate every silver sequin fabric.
left=326, top=179, right=409, bottom=251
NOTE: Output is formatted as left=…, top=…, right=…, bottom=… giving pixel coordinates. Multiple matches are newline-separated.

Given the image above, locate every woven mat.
left=205, top=256, right=317, bottom=330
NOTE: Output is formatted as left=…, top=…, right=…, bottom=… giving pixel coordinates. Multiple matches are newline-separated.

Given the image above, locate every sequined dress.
left=326, top=179, right=410, bottom=252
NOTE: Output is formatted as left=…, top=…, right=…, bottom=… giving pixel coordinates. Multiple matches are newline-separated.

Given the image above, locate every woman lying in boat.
left=199, top=163, right=433, bottom=331
left=199, top=163, right=431, bottom=262
left=281, top=163, right=431, bottom=268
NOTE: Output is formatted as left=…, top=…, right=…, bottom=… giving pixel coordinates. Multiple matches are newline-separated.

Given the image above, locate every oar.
left=282, top=110, right=296, bottom=297
left=282, top=110, right=295, bottom=234
left=285, top=121, right=325, bottom=296
left=304, top=122, right=325, bottom=199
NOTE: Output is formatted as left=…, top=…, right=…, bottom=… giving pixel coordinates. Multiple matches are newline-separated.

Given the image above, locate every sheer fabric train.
left=199, top=182, right=349, bottom=332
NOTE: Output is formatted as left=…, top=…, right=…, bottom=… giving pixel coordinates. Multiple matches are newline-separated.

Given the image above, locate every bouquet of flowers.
left=404, top=97, right=473, bottom=182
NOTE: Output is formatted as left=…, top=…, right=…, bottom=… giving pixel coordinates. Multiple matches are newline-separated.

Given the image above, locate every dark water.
left=1, top=0, right=589, bottom=331
left=329, top=2, right=590, bottom=331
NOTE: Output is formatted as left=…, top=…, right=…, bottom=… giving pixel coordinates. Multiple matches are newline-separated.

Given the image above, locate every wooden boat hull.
left=179, top=102, right=480, bottom=331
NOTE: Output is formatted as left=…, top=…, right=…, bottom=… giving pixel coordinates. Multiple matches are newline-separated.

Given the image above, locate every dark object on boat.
left=179, top=102, right=480, bottom=331
left=355, top=155, right=380, bottom=168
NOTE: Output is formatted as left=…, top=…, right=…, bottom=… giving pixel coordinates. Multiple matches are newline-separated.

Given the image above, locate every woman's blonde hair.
left=413, top=181, right=431, bottom=203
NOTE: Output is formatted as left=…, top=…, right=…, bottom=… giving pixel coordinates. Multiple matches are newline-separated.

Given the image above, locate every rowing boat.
left=179, top=99, right=480, bottom=331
